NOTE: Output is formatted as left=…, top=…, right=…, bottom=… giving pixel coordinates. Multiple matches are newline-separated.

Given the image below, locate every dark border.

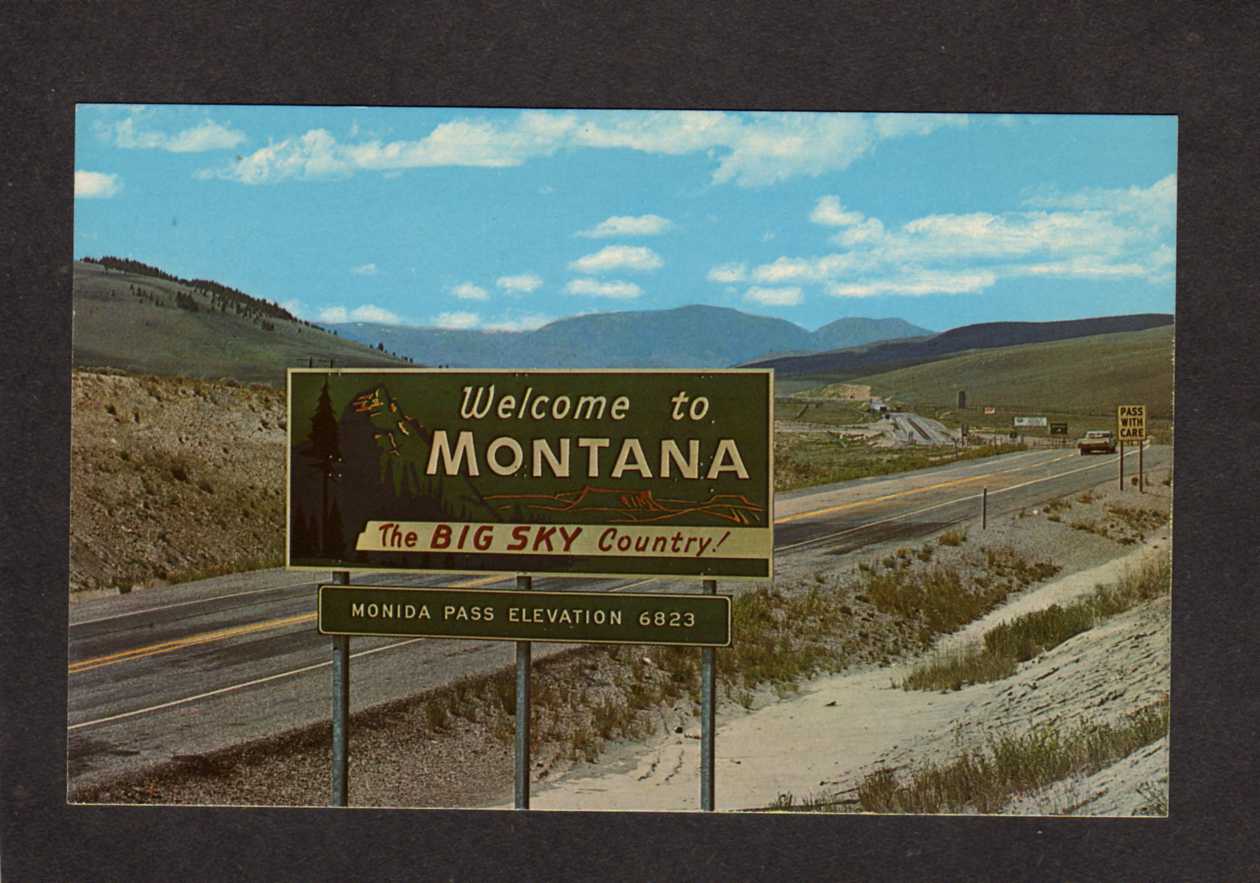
left=5, top=2, right=1260, bottom=879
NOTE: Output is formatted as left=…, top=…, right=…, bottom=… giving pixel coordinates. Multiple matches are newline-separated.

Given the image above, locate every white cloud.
left=496, top=273, right=543, bottom=293
left=350, top=304, right=402, bottom=323
left=110, top=111, right=246, bottom=153
left=483, top=313, right=553, bottom=332
left=712, top=113, right=875, bottom=187
left=452, top=281, right=489, bottom=301
left=834, top=218, right=885, bottom=246
left=74, top=170, right=121, bottom=199
left=316, top=304, right=402, bottom=324
left=873, top=113, right=969, bottom=139
left=198, top=128, right=349, bottom=184
left=351, top=263, right=378, bottom=276
left=810, top=195, right=864, bottom=226
left=707, top=263, right=747, bottom=284
left=198, top=110, right=972, bottom=188
left=569, top=245, right=663, bottom=274
left=564, top=279, right=643, bottom=299
left=279, top=298, right=306, bottom=317
left=747, top=174, right=1174, bottom=297
left=578, top=214, right=672, bottom=238
left=752, top=253, right=863, bottom=284
left=1008, top=258, right=1151, bottom=280
left=1022, top=174, right=1176, bottom=230
left=827, top=270, right=998, bottom=298
left=744, top=286, right=803, bottom=306
left=433, top=311, right=480, bottom=329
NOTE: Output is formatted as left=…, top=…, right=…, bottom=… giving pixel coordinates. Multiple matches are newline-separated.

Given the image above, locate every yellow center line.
left=68, top=574, right=503, bottom=675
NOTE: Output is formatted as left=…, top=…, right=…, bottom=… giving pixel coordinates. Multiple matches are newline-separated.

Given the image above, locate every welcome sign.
left=287, top=369, right=773, bottom=578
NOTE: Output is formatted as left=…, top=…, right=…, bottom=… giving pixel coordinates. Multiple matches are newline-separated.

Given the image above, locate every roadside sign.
left=287, top=369, right=773, bottom=579
left=318, top=584, right=732, bottom=647
left=1013, top=416, right=1048, bottom=428
left=983, top=406, right=996, bottom=415
left=1117, top=404, right=1147, bottom=442
left=1049, top=422, right=1068, bottom=435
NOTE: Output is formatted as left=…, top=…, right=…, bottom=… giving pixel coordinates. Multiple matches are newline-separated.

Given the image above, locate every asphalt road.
left=68, top=442, right=1169, bottom=790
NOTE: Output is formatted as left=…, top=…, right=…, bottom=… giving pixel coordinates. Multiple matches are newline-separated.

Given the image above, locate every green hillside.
left=846, top=325, right=1174, bottom=439
left=72, top=261, right=410, bottom=386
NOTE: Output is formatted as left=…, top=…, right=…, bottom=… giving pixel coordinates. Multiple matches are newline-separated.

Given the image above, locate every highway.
left=68, top=442, right=1169, bottom=789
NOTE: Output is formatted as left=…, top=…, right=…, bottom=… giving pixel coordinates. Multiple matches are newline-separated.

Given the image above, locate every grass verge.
left=901, top=554, right=1170, bottom=692
left=853, top=698, right=1169, bottom=813
left=765, top=697, right=1169, bottom=814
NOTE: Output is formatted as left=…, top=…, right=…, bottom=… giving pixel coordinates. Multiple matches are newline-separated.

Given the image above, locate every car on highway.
left=1077, top=429, right=1117, bottom=455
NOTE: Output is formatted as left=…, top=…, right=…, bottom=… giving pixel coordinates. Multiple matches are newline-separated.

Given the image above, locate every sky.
left=74, top=106, right=1176, bottom=333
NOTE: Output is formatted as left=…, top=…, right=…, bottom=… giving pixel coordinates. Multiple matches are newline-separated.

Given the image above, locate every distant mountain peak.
left=331, top=304, right=931, bottom=369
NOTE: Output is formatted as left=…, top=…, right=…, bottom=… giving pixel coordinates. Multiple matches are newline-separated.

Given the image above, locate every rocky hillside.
left=70, top=371, right=287, bottom=593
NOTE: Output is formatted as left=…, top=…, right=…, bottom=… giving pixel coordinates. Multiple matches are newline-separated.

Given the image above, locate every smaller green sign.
left=1049, top=422, right=1068, bottom=435
left=318, top=584, right=732, bottom=647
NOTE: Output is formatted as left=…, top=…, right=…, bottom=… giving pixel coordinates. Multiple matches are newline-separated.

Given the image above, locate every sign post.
left=700, top=578, right=717, bottom=812
left=1117, top=404, right=1147, bottom=493
left=330, top=569, right=350, bottom=807
left=514, top=574, right=532, bottom=810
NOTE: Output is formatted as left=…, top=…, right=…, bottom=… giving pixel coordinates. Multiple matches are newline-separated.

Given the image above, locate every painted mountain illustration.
left=484, top=486, right=766, bottom=526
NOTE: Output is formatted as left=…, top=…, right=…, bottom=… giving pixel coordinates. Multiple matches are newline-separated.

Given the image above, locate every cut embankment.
left=900, top=554, right=1169, bottom=692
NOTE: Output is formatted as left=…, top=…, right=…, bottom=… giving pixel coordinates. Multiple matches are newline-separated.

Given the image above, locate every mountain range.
left=330, top=306, right=933, bottom=369
left=747, top=313, right=1175, bottom=378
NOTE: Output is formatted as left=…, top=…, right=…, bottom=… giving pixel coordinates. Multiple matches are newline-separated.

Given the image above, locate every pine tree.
left=306, top=379, right=342, bottom=556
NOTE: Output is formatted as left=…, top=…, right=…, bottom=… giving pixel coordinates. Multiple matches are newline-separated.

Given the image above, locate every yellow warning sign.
left=1117, top=404, right=1147, bottom=442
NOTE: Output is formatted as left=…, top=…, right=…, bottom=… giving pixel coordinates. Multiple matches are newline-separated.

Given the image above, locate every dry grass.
left=851, top=698, right=1169, bottom=813
left=901, top=554, right=1170, bottom=692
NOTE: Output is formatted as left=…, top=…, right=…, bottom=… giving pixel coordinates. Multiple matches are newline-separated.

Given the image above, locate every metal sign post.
left=982, top=487, right=988, bottom=530
left=1117, top=404, right=1147, bottom=494
left=330, top=569, right=350, bottom=807
left=1139, top=440, right=1144, bottom=492
left=515, top=573, right=532, bottom=811
left=700, top=578, right=717, bottom=812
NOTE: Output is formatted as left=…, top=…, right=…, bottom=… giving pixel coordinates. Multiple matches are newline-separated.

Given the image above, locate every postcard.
left=69, top=106, right=1174, bottom=815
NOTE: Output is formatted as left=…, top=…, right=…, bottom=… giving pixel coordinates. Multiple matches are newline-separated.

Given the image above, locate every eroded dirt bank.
left=70, top=370, right=287, bottom=594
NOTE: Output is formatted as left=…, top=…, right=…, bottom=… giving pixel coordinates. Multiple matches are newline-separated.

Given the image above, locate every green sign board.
left=287, top=369, right=773, bottom=579
left=318, top=584, right=732, bottom=647
left=1049, top=422, right=1068, bottom=435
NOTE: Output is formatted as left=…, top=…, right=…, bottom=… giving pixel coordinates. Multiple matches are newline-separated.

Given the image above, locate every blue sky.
left=74, top=106, right=1176, bottom=333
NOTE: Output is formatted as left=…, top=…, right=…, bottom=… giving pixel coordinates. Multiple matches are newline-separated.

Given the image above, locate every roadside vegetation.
left=854, top=698, right=1168, bottom=814
left=901, top=555, right=1170, bottom=692
left=764, top=697, right=1168, bottom=814
left=412, top=543, right=1063, bottom=769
